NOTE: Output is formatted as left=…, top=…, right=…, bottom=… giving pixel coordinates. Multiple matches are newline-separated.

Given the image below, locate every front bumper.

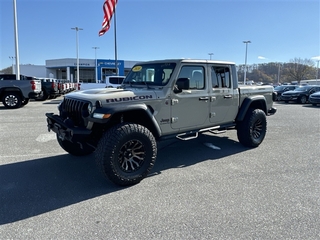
left=268, top=107, right=277, bottom=115
left=46, top=113, right=91, bottom=142
left=281, top=95, right=298, bottom=101
left=309, top=97, right=320, bottom=104
left=28, top=91, right=42, bottom=99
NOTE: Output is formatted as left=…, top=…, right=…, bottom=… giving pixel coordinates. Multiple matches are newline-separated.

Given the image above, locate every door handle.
left=199, top=97, right=209, bottom=101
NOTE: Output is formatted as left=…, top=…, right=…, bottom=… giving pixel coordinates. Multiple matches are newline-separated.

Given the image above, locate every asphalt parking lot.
left=0, top=98, right=319, bottom=239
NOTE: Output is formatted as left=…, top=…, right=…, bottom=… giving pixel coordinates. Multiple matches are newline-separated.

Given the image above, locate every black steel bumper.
left=46, top=113, right=91, bottom=142
left=268, top=107, right=277, bottom=115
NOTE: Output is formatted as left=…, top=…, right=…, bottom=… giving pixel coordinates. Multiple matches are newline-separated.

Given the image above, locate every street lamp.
left=315, top=60, right=319, bottom=85
left=208, top=53, right=214, bottom=60
left=9, top=56, right=16, bottom=74
left=311, top=56, right=320, bottom=85
left=243, top=40, right=251, bottom=85
left=71, top=27, right=83, bottom=83
left=92, top=47, right=99, bottom=83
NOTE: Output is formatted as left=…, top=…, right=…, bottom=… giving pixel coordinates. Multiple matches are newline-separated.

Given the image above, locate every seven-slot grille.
left=62, top=98, right=89, bottom=127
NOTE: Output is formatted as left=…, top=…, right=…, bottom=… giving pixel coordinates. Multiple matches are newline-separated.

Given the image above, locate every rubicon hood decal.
left=66, top=88, right=157, bottom=103
left=106, top=95, right=153, bottom=103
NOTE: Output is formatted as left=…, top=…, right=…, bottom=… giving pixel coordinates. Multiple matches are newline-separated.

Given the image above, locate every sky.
left=0, top=0, right=319, bottom=70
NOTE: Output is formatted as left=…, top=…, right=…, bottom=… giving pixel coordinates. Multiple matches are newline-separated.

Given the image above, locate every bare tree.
left=284, top=58, right=315, bottom=81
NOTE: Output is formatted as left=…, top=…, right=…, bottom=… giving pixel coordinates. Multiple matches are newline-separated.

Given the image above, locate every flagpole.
left=114, top=5, right=118, bottom=76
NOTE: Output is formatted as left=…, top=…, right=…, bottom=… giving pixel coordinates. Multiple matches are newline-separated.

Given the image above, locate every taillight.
left=78, top=83, right=81, bottom=90
left=52, top=82, right=55, bottom=88
left=30, top=80, right=36, bottom=90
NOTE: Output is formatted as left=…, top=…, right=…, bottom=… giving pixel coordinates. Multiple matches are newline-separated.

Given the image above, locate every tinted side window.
left=109, top=77, right=124, bottom=84
left=178, top=66, right=205, bottom=90
left=211, top=66, right=231, bottom=88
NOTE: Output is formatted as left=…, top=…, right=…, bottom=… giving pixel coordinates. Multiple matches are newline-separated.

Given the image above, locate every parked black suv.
left=281, top=85, right=320, bottom=103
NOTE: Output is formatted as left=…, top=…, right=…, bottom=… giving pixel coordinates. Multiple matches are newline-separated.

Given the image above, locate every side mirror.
left=174, top=78, right=190, bottom=93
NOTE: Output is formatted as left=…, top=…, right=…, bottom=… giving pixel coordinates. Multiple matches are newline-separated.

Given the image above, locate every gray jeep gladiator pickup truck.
left=46, top=59, right=276, bottom=186
left=0, top=74, right=42, bottom=108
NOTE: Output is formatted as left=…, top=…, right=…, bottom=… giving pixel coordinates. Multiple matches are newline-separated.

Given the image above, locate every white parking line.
left=36, top=133, right=57, bottom=142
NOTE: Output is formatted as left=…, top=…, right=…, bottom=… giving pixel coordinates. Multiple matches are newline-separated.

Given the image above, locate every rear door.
left=208, top=65, right=239, bottom=124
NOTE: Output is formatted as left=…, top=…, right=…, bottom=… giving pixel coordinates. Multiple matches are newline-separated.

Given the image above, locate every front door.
left=171, top=65, right=210, bottom=130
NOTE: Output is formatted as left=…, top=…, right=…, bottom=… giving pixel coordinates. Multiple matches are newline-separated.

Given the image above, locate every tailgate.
left=33, top=80, right=42, bottom=93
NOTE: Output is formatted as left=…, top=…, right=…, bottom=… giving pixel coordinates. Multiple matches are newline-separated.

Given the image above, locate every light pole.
left=316, top=60, right=319, bottom=85
left=243, top=40, right=251, bottom=85
left=311, top=56, right=320, bottom=85
left=92, top=47, right=99, bottom=83
left=71, top=27, right=83, bottom=83
left=9, top=56, right=15, bottom=74
left=208, top=53, right=214, bottom=60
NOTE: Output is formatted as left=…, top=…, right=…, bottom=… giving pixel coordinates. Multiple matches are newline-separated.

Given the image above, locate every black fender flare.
left=90, top=103, right=162, bottom=138
left=236, top=95, right=268, bottom=122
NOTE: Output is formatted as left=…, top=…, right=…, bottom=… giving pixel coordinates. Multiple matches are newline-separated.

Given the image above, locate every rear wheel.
left=57, top=134, right=94, bottom=156
left=2, top=92, right=22, bottom=109
left=237, top=108, right=267, bottom=148
left=95, top=123, right=157, bottom=186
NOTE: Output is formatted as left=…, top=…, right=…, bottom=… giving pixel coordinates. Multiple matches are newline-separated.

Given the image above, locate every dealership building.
left=13, top=58, right=140, bottom=83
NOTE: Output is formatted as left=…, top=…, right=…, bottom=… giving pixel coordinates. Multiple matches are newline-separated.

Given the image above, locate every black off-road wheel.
left=2, top=92, right=22, bottom=109
left=237, top=108, right=267, bottom=148
left=57, top=134, right=94, bottom=156
left=95, top=123, right=157, bottom=186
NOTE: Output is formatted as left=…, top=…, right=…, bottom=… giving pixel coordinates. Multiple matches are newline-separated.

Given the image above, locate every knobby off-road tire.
left=2, top=92, right=22, bottom=109
left=237, top=108, right=267, bottom=148
left=95, top=123, right=157, bottom=186
left=57, top=134, right=94, bottom=156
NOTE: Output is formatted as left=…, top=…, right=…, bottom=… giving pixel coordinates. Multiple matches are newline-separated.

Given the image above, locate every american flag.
left=99, top=0, right=118, bottom=36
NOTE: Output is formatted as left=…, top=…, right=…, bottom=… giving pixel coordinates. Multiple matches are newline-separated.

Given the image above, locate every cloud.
left=258, top=56, right=267, bottom=60
left=311, top=56, right=320, bottom=61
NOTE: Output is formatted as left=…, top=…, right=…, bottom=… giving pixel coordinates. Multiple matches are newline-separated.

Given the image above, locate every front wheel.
left=299, top=95, right=307, bottom=104
left=2, top=92, right=22, bottom=109
left=237, top=108, right=267, bottom=148
left=57, top=134, right=95, bottom=156
left=95, top=123, right=157, bottom=186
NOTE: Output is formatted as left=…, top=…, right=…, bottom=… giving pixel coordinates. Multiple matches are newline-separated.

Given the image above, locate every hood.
left=311, top=91, right=320, bottom=97
left=65, top=87, right=158, bottom=104
left=282, top=90, right=303, bottom=95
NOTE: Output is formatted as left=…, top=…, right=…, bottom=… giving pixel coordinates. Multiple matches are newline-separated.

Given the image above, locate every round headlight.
left=87, top=103, right=93, bottom=114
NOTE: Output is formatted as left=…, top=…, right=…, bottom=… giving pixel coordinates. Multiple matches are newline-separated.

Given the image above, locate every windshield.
left=123, top=63, right=176, bottom=86
left=274, top=86, right=286, bottom=90
left=295, top=86, right=309, bottom=91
